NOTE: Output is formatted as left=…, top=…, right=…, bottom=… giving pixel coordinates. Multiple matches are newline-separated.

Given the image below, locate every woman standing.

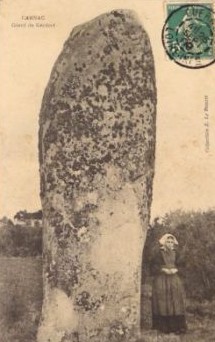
left=150, top=233, right=187, bottom=334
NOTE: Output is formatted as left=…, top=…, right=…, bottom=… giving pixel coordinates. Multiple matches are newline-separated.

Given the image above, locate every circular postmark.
left=162, top=4, right=215, bottom=69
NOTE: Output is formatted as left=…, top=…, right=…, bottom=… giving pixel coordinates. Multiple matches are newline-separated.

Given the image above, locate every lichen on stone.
left=38, top=9, right=156, bottom=342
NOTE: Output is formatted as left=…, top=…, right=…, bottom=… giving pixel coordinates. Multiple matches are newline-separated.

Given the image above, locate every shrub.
left=0, top=224, right=42, bottom=257
left=143, top=209, right=215, bottom=301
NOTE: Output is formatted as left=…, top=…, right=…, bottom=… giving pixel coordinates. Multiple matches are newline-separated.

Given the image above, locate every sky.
left=0, top=0, right=215, bottom=221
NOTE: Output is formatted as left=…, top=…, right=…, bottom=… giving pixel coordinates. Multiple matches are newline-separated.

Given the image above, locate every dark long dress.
left=150, top=248, right=187, bottom=334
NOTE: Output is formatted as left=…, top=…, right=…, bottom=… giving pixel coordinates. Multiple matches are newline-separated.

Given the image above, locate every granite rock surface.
left=38, top=9, right=156, bottom=342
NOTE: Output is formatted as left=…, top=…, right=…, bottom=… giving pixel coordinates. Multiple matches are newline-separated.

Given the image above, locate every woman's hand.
left=161, top=268, right=171, bottom=274
left=161, top=268, right=178, bottom=275
left=170, top=268, right=178, bottom=274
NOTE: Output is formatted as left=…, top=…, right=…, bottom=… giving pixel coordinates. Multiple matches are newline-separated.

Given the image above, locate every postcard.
left=0, top=1, right=215, bottom=341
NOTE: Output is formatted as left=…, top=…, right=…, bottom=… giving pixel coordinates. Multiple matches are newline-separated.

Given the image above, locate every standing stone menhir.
left=38, top=9, right=156, bottom=342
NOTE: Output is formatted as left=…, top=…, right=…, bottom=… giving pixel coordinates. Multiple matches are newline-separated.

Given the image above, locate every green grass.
left=0, top=256, right=42, bottom=342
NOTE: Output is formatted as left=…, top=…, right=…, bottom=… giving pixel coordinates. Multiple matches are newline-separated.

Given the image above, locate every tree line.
left=0, top=211, right=42, bottom=257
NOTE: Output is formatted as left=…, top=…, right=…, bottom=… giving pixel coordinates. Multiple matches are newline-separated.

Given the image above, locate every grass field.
left=0, top=257, right=42, bottom=342
left=0, top=257, right=215, bottom=342
left=140, top=313, right=215, bottom=342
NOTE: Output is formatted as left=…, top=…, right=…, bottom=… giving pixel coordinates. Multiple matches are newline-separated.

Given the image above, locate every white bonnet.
left=159, top=233, right=178, bottom=246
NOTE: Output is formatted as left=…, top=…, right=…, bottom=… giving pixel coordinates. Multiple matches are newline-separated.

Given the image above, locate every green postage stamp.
left=162, top=1, right=215, bottom=68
